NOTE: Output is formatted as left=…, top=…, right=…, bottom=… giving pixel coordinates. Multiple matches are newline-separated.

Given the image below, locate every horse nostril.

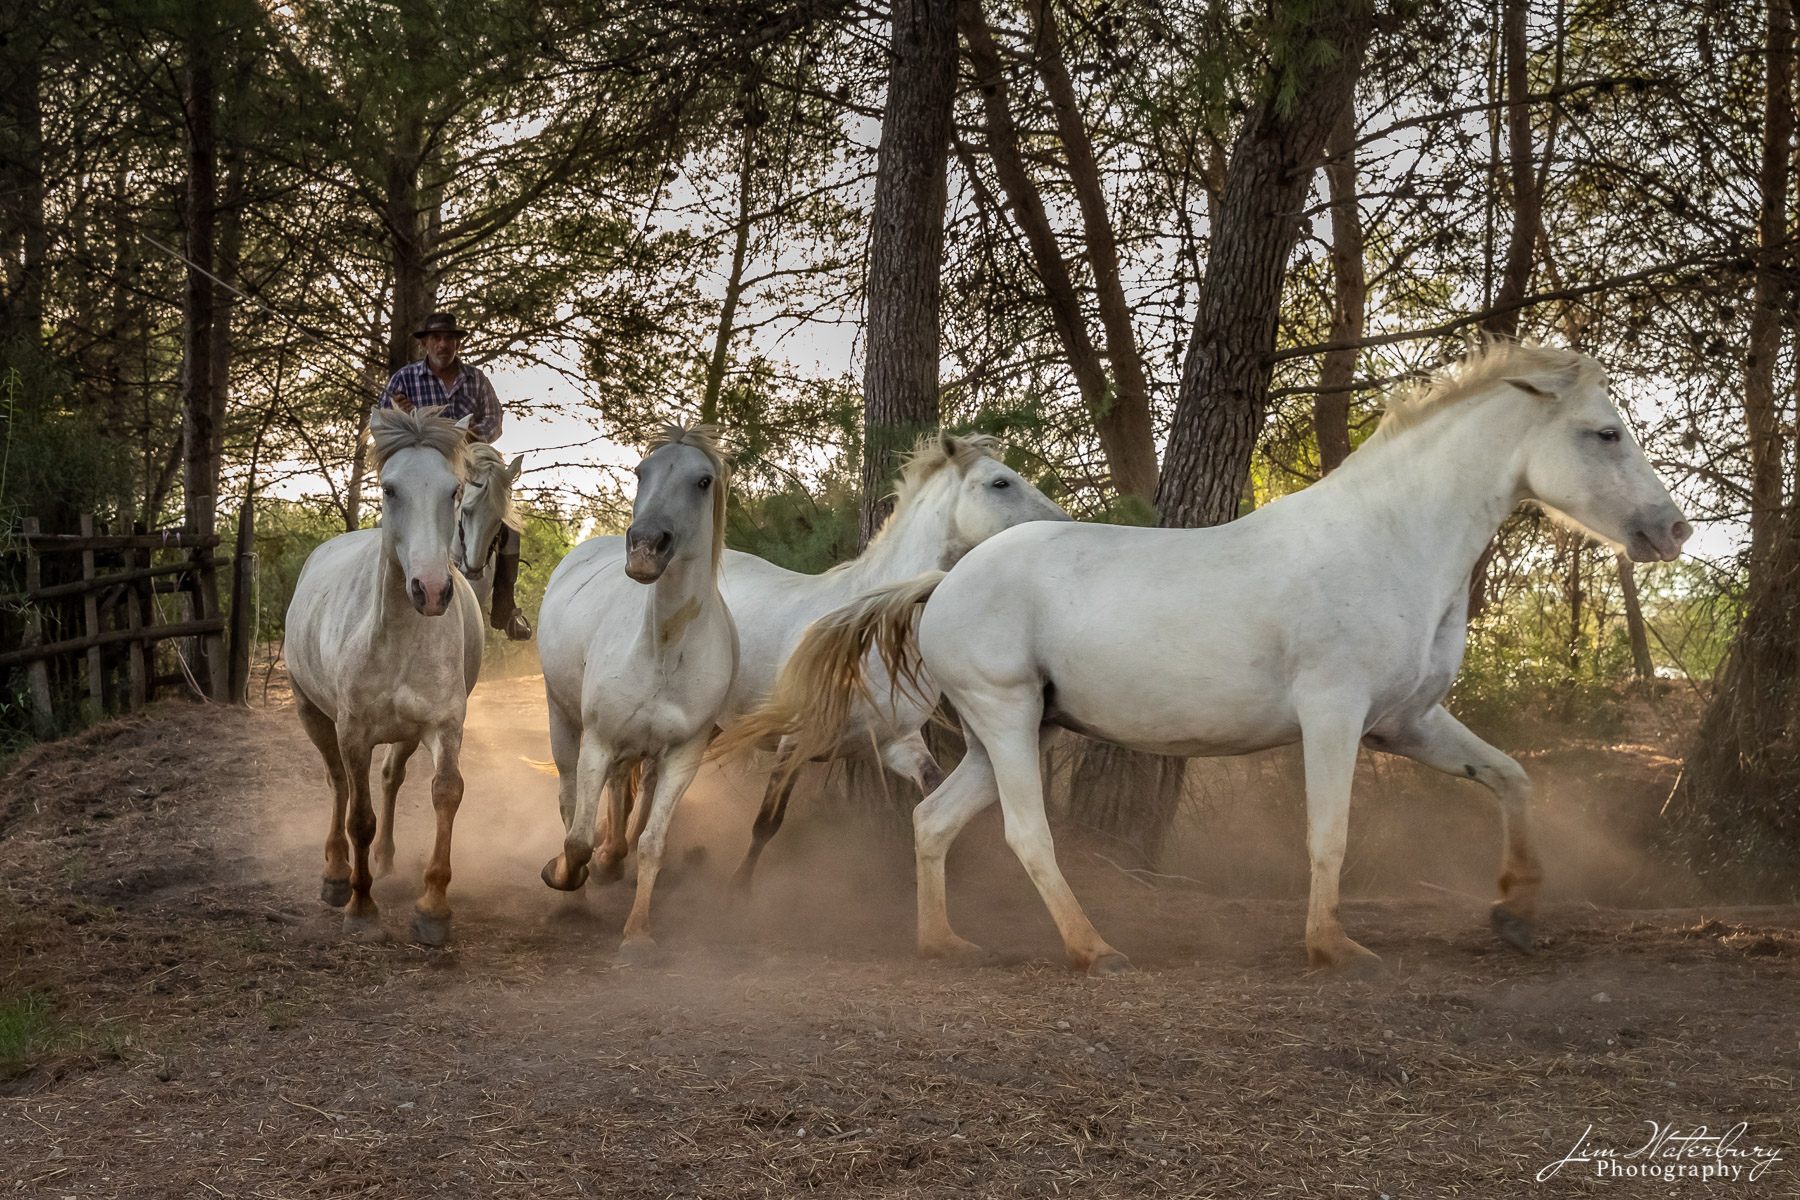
left=409, top=579, right=427, bottom=608
left=656, top=531, right=673, bottom=553
left=1671, top=519, right=1693, bottom=544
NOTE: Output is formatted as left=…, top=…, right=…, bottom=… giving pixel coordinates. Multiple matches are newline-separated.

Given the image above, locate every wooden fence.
left=2, top=515, right=230, bottom=737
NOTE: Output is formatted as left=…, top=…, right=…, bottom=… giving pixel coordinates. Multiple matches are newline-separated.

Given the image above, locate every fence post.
left=79, top=514, right=104, bottom=721
left=21, top=517, right=55, bottom=737
left=131, top=522, right=151, bottom=707
left=228, top=494, right=255, bottom=705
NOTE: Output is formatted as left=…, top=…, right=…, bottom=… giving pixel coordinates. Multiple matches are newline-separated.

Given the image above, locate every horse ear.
left=939, top=431, right=959, bottom=458
left=1504, top=362, right=1582, bottom=400
left=508, top=455, right=525, bottom=482
left=454, top=415, right=473, bottom=431
left=1504, top=378, right=1556, bottom=399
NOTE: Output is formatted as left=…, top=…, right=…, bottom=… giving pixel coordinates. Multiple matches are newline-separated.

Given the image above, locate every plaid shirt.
left=376, top=359, right=504, bottom=442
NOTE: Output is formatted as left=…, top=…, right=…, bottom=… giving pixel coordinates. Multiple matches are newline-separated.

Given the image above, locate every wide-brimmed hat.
left=413, top=312, right=470, bottom=339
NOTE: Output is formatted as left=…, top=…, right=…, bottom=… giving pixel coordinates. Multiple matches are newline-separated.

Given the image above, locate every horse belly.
left=1046, top=668, right=1297, bottom=757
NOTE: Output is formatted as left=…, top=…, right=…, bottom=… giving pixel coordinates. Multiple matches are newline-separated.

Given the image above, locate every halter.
left=454, top=512, right=506, bottom=580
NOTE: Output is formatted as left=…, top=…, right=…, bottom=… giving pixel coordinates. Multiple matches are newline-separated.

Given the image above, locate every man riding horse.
left=377, top=311, right=532, bottom=641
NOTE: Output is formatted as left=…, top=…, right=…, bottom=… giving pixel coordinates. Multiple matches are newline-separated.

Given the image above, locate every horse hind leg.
left=373, top=739, right=418, bottom=878
left=731, top=742, right=799, bottom=893
left=1372, top=704, right=1540, bottom=955
left=296, top=691, right=352, bottom=909
left=882, top=730, right=945, bottom=794
left=973, top=698, right=1129, bottom=975
left=593, top=760, right=641, bottom=882
left=912, top=732, right=1000, bottom=965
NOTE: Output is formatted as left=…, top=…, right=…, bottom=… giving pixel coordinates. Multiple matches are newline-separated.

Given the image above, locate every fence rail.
left=4, top=515, right=230, bottom=736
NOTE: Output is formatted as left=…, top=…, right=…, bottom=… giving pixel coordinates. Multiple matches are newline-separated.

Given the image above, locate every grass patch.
left=0, top=991, right=55, bottom=1078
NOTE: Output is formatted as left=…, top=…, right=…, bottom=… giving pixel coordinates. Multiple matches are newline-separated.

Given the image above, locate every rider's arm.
left=471, top=370, right=503, bottom=443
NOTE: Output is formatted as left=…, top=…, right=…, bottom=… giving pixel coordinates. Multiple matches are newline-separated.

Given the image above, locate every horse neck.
left=1340, top=391, right=1534, bottom=597
left=636, top=550, right=722, bottom=654
left=840, top=474, right=960, bottom=588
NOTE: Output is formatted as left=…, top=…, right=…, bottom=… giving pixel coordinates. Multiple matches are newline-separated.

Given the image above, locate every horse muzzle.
left=408, top=573, right=456, bottom=616
left=625, top=526, right=674, bottom=583
left=1623, top=508, right=1692, bottom=563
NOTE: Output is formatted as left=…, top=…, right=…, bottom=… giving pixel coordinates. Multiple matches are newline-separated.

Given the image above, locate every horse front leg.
left=296, top=692, right=352, bottom=908
left=1299, top=692, right=1379, bottom=976
left=542, top=737, right=615, bottom=891
left=335, top=731, right=383, bottom=940
left=1372, top=704, right=1539, bottom=954
left=618, top=733, right=709, bottom=962
left=410, top=730, right=464, bottom=946
left=374, top=739, right=418, bottom=878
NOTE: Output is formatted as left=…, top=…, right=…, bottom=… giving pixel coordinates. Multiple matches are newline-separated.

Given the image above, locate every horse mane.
left=648, top=421, right=730, bottom=570
left=467, top=442, right=523, bottom=531
left=838, top=433, right=1003, bottom=569
left=371, top=405, right=470, bottom=481
left=1360, top=340, right=1604, bottom=453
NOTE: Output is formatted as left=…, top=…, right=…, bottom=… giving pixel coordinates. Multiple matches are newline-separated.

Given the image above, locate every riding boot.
left=491, top=529, right=532, bottom=641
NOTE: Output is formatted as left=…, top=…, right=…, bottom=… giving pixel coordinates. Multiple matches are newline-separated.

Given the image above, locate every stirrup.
left=505, top=610, right=533, bottom=641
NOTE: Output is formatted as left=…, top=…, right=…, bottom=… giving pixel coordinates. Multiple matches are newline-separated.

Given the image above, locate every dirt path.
left=2, top=682, right=1797, bottom=1197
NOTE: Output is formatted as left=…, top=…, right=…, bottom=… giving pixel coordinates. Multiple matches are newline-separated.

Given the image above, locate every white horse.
left=286, top=407, right=484, bottom=945
left=358, top=442, right=524, bottom=875
left=735, top=343, right=1691, bottom=975
left=536, top=424, right=736, bottom=958
left=452, top=442, right=524, bottom=614
left=714, top=433, right=1069, bottom=886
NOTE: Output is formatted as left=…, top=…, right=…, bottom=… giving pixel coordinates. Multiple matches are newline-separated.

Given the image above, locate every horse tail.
left=712, top=571, right=947, bottom=783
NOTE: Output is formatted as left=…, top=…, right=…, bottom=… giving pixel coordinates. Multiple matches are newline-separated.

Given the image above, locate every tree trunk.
left=0, top=8, right=46, bottom=348
left=1482, top=0, right=1540, bottom=337
left=958, top=1, right=1131, bottom=497
left=180, top=45, right=228, bottom=701
left=385, top=128, right=431, bottom=375
left=860, top=0, right=958, bottom=547
left=1025, top=0, right=1158, bottom=503
left=702, top=125, right=756, bottom=427
left=1667, top=0, right=1800, bottom=893
left=1316, top=102, right=1364, bottom=474
left=1154, top=2, right=1375, bottom=529
left=1747, top=0, right=1793, bottom=568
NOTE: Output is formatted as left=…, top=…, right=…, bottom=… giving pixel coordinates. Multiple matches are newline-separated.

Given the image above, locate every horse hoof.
left=320, top=878, right=352, bottom=908
left=1336, top=952, right=1385, bottom=980
left=410, top=911, right=452, bottom=947
left=541, top=857, right=588, bottom=892
left=616, top=937, right=663, bottom=965
left=372, top=856, right=395, bottom=880
left=728, top=866, right=756, bottom=896
left=1085, top=951, right=1134, bottom=976
left=593, top=857, right=625, bottom=884
left=920, top=938, right=997, bottom=967
left=343, top=912, right=388, bottom=942
left=1491, top=906, right=1537, bottom=955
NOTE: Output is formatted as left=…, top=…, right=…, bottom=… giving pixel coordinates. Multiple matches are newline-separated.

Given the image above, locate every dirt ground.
left=2, top=675, right=1797, bottom=1198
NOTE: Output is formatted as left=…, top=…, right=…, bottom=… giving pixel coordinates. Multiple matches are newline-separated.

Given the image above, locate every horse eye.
left=382, top=485, right=395, bottom=498
left=1596, top=427, right=1621, bottom=443
left=991, top=478, right=1011, bottom=489
left=698, top=476, right=712, bottom=490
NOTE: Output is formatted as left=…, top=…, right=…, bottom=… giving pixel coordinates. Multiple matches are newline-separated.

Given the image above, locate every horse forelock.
left=372, top=405, right=470, bottom=482
left=467, top=442, right=522, bottom=530
left=646, top=421, right=730, bottom=570
left=1360, top=340, right=1605, bottom=454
